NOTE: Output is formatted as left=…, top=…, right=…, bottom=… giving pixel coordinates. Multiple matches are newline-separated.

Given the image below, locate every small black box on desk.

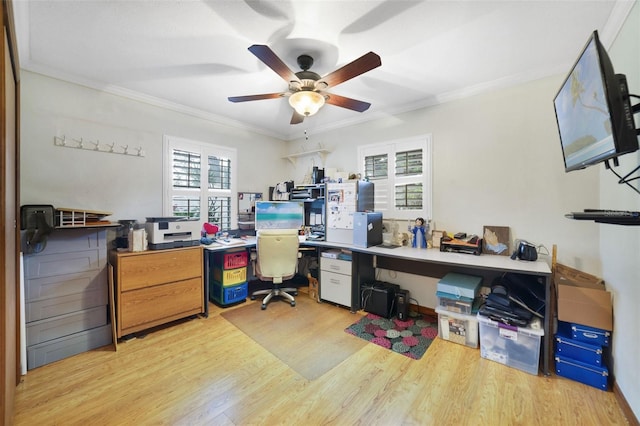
left=361, top=281, right=400, bottom=318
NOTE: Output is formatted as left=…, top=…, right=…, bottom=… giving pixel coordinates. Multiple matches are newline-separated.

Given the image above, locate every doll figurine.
left=411, top=217, right=428, bottom=248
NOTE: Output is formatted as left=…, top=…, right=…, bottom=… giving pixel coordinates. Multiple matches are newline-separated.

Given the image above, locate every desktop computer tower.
left=353, top=211, right=383, bottom=248
left=395, top=289, right=410, bottom=320
left=361, top=281, right=400, bottom=319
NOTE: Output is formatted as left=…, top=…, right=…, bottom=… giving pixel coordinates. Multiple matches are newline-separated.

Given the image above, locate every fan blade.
left=290, top=111, right=305, bottom=125
left=325, top=93, right=371, bottom=112
left=319, top=52, right=381, bottom=88
left=248, top=44, right=301, bottom=84
left=228, top=93, right=285, bottom=102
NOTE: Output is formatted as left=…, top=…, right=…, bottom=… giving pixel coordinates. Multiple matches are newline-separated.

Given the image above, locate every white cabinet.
left=320, top=257, right=352, bottom=308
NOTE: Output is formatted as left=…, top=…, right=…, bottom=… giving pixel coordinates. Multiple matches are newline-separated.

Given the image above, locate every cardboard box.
left=556, top=276, right=612, bottom=331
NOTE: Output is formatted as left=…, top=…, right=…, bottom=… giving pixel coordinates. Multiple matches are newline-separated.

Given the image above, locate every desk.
left=304, top=240, right=553, bottom=375
left=203, top=238, right=553, bottom=375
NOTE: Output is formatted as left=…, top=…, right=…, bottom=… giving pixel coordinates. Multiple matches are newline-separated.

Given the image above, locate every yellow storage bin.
left=213, top=266, right=247, bottom=287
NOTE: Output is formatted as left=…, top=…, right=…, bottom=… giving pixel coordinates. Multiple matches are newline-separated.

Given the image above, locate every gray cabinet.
left=23, top=228, right=112, bottom=369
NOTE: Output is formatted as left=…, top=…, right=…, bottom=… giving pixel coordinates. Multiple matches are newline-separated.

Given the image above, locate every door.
left=1, top=0, right=21, bottom=422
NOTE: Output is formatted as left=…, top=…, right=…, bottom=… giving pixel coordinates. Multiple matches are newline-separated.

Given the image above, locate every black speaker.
left=396, top=289, right=410, bottom=320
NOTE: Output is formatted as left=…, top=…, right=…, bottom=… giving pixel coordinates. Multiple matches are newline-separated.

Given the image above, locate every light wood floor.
left=14, top=294, right=630, bottom=425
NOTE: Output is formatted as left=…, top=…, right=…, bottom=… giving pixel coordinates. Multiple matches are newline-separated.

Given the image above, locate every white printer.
left=145, top=217, right=201, bottom=250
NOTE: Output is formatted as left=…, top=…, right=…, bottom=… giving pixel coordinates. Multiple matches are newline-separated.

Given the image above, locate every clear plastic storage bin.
left=478, top=314, right=544, bottom=375
left=436, top=307, right=479, bottom=348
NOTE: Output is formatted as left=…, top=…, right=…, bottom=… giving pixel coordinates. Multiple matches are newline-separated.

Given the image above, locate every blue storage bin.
left=555, top=321, right=603, bottom=366
left=555, top=354, right=608, bottom=391
left=210, top=281, right=247, bottom=306
left=571, top=323, right=610, bottom=347
left=555, top=335, right=603, bottom=366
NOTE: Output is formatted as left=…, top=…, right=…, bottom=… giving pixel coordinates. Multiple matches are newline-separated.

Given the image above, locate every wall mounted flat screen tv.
left=255, top=201, right=304, bottom=230
left=554, top=30, right=638, bottom=172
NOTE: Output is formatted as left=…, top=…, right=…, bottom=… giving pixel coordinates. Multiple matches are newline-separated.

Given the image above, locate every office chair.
left=250, top=229, right=301, bottom=310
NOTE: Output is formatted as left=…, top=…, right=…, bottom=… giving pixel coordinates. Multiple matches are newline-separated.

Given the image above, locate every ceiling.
left=13, top=0, right=635, bottom=141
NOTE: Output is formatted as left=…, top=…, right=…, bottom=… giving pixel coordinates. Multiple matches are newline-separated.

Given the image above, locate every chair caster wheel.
left=290, top=301, right=296, bottom=307
left=261, top=304, right=267, bottom=310
left=293, top=292, right=298, bottom=296
left=250, top=296, right=256, bottom=300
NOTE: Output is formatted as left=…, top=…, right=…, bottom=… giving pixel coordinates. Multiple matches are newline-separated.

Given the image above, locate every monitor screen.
left=255, top=201, right=304, bottom=230
left=554, top=30, right=638, bottom=172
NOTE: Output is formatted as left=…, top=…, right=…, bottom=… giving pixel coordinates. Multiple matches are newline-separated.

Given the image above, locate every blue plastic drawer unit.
left=571, top=323, right=610, bottom=347
left=555, top=354, right=609, bottom=391
left=210, top=281, right=247, bottom=306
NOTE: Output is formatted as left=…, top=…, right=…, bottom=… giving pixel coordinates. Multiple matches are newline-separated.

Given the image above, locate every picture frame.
left=482, top=226, right=510, bottom=256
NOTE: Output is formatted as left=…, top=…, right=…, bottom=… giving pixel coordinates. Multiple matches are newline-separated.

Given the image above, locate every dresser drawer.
left=320, top=257, right=352, bottom=275
left=118, top=247, right=202, bottom=291
left=118, top=277, right=204, bottom=336
left=320, top=270, right=352, bottom=307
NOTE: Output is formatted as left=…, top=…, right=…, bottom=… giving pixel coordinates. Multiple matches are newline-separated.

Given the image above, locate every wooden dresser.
left=110, top=246, right=204, bottom=338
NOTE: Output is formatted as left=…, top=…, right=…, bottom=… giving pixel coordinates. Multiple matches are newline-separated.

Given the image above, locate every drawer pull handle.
left=582, top=332, right=598, bottom=339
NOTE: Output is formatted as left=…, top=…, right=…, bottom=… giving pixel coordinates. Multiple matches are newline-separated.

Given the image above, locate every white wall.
left=288, top=75, right=602, bottom=271
left=601, top=2, right=640, bottom=419
left=20, top=71, right=290, bottom=223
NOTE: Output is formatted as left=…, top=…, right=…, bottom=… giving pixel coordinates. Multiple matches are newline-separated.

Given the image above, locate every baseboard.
left=614, top=381, right=639, bottom=426
left=409, top=303, right=436, bottom=318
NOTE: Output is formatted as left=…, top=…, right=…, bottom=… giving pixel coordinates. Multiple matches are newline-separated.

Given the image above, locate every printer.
left=145, top=217, right=201, bottom=250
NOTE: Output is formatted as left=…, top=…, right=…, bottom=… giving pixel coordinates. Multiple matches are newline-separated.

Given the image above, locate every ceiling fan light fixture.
left=288, top=90, right=325, bottom=117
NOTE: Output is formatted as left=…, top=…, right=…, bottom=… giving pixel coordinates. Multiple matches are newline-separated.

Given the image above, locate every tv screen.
left=554, top=30, right=638, bottom=172
left=255, top=201, right=304, bottom=230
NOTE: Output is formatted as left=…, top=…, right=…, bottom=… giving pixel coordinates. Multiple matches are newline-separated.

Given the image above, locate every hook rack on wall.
left=53, top=135, right=145, bottom=157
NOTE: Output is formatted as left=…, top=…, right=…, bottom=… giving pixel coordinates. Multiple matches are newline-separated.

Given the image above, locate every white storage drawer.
left=27, top=324, right=112, bottom=370
left=26, top=306, right=107, bottom=346
left=22, top=229, right=106, bottom=254
left=26, top=286, right=108, bottom=322
left=26, top=270, right=106, bottom=302
left=320, top=270, right=352, bottom=307
left=320, top=257, right=351, bottom=275
left=25, top=249, right=105, bottom=279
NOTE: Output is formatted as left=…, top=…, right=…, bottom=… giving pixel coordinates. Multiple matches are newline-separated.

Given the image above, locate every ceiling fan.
left=228, top=44, right=382, bottom=125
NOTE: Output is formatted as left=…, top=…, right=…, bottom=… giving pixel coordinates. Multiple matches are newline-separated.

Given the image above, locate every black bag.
left=479, top=272, right=545, bottom=327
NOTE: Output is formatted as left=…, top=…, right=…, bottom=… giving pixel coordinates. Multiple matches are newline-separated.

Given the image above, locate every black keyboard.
left=565, top=209, right=640, bottom=225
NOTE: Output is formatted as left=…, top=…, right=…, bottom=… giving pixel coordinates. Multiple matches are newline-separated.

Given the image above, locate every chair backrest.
left=256, top=229, right=300, bottom=284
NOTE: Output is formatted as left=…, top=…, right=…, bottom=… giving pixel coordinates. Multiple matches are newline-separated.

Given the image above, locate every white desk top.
left=202, top=238, right=551, bottom=275
left=304, top=240, right=551, bottom=275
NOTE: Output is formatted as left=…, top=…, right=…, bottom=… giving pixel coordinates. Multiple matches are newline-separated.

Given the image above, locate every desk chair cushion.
left=255, top=229, right=300, bottom=284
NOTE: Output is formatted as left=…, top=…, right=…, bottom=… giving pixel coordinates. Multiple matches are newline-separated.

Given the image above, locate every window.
left=164, top=136, right=237, bottom=231
left=358, top=135, right=432, bottom=221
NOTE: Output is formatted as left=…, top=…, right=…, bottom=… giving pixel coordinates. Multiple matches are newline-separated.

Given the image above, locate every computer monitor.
left=254, top=201, right=304, bottom=230
left=553, top=30, right=638, bottom=172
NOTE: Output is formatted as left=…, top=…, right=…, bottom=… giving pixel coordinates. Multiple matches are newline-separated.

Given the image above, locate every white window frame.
left=357, top=135, right=432, bottom=221
left=163, top=135, right=238, bottom=230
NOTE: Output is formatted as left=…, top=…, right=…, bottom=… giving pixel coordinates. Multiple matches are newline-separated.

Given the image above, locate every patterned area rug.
left=345, top=313, right=439, bottom=360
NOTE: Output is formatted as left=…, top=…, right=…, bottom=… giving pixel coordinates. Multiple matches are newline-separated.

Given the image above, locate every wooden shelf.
left=284, top=149, right=330, bottom=166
